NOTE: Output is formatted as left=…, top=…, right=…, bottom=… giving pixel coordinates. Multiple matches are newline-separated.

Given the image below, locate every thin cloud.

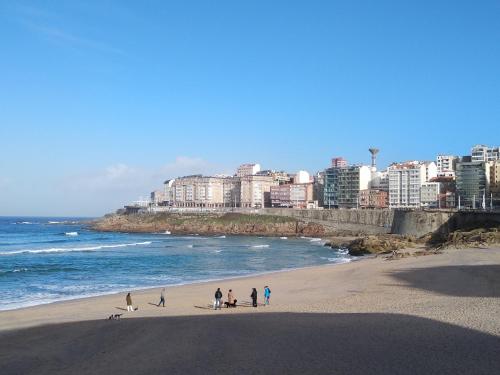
left=26, top=23, right=125, bottom=55
left=63, top=156, right=226, bottom=194
left=11, top=4, right=125, bottom=56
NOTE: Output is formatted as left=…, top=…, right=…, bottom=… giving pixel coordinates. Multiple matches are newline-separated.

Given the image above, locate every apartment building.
left=456, top=161, right=491, bottom=208
left=294, top=170, right=311, bottom=184
left=324, top=165, right=371, bottom=208
left=240, top=175, right=277, bottom=208
left=223, top=176, right=241, bottom=208
left=331, top=157, right=348, bottom=168
left=270, top=183, right=315, bottom=209
left=171, top=175, right=229, bottom=208
left=471, top=145, right=500, bottom=162
left=420, top=182, right=441, bottom=208
left=236, top=163, right=261, bottom=177
left=359, top=189, right=388, bottom=208
left=388, top=161, right=437, bottom=208
left=163, top=179, right=175, bottom=205
left=490, top=160, right=500, bottom=207
left=436, top=155, right=458, bottom=178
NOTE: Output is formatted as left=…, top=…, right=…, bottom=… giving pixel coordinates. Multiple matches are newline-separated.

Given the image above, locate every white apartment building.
left=294, top=170, right=311, bottom=184
left=236, top=163, right=261, bottom=177
left=471, top=145, right=500, bottom=162
left=163, top=179, right=175, bottom=205
left=436, top=155, right=458, bottom=177
left=388, top=161, right=437, bottom=208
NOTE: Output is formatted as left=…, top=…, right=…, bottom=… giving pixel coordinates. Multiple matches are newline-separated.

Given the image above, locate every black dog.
left=108, top=314, right=123, bottom=320
left=224, top=299, right=238, bottom=308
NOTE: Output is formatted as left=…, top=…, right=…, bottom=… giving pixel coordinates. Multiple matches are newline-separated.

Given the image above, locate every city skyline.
left=1, top=1, right=499, bottom=216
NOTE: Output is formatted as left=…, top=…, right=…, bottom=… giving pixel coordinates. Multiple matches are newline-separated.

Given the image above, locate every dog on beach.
left=224, top=299, right=238, bottom=308
left=108, top=314, right=123, bottom=320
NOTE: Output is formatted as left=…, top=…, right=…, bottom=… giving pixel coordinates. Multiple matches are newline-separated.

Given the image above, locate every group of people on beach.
left=213, top=286, right=271, bottom=310
left=124, top=285, right=271, bottom=312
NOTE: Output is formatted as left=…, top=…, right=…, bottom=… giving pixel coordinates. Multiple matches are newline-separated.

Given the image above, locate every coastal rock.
left=325, top=234, right=416, bottom=256
left=91, top=212, right=326, bottom=237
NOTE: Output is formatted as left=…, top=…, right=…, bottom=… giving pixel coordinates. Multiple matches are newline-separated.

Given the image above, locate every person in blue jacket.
left=264, top=286, right=271, bottom=305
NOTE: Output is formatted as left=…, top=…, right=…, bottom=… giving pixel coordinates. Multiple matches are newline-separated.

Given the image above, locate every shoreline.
left=0, top=255, right=358, bottom=314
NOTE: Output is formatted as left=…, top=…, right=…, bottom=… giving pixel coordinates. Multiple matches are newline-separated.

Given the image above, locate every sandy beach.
left=1, top=247, right=500, bottom=374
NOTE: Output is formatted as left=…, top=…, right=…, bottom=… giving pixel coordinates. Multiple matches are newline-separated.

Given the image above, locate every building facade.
left=455, top=161, right=491, bottom=209
left=324, top=165, right=371, bottom=208
left=294, top=170, right=311, bottom=184
left=388, top=161, right=437, bottom=208
left=420, top=182, right=441, bottom=208
left=270, top=183, right=314, bottom=208
left=170, top=175, right=242, bottom=208
left=240, top=175, right=277, bottom=208
left=331, top=157, right=348, bottom=168
left=359, top=189, right=388, bottom=208
left=471, top=145, right=500, bottom=162
left=236, top=163, right=261, bottom=177
left=436, top=155, right=458, bottom=178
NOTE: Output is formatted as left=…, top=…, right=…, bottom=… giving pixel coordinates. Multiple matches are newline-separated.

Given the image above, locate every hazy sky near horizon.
left=1, top=1, right=499, bottom=216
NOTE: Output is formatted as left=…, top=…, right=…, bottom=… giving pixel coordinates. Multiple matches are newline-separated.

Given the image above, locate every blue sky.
left=0, top=1, right=499, bottom=216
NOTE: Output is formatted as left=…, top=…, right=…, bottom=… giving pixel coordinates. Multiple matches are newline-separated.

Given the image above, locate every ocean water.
left=0, top=216, right=350, bottom=311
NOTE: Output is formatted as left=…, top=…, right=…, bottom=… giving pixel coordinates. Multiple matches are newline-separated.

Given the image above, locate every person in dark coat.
left=251, top=288, right=258, bottom=307
left=158, top=288, right=166, bottom=307
left=214, top=288, right=223, bottom=310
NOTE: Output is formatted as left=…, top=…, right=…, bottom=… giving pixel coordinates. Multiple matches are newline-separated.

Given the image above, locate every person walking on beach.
left=157, top=288, right=166, bottom=307
left=214, top=288, right=223, bottom=310
left=126, top=292, right=134, bottom=312
left=264, top=286, right=271, bottom=305
left=251, top=288, right=258, bottom=308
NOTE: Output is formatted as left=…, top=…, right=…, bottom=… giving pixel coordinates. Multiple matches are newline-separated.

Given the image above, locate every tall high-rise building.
left=388, top=161, right=437, bottom=208
left=323, top=165, right=371, bottom=208
left=456, top=161, right=491, bottom=209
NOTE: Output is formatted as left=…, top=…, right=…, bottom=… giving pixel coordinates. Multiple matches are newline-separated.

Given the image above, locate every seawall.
left=245, top=208, right=500, bottom=237
left=242, top=208, right=394, bottom=235
left=391, top=210, right=500, bottom=237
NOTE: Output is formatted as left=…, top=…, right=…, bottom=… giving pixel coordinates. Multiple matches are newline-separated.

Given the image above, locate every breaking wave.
left=0, top=241, right=153, bottom=256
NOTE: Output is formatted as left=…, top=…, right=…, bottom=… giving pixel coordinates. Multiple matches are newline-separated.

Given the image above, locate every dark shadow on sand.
left=389, top=265, right=500, bottom=297
left=1, top=313, right=499, bottom=375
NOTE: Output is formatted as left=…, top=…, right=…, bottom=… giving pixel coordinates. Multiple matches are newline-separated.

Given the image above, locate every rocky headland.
left=91, top=212, right=326, bottom=237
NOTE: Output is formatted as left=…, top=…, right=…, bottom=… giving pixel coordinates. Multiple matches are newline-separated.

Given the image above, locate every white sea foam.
left=65, top=232, right=78, bottom=236
left=0, top=241, right=153, bottom=256
left=251, top=244, right=270, bottom=248
left=280, top=236, right=288, bottom=240
left=0, top=267, right=29, bottom=274
left=164, top=231, right=171, bottom=235
left=309, top=238, right=322, bottom=242
left=216, top=235, right=226, bottom=239
left=48, top=221, right=61, bottom=224
left=213, top=250, right=223, bottom=253
left=186, top=244, right=194, bottom=248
